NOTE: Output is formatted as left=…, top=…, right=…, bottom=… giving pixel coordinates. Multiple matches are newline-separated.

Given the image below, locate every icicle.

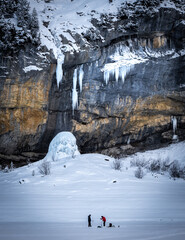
left=72, top=69, right=78, bottom=114
left=104, top=70, right=110, bottom=85
left=78, top=65, right=84, bottom=93
left=127, top=136, right=130, bottom=145
left=172, top=116, right=177, bottom=135
left=115, top=68, right=119, bottom=82
left=120, top=66, right=127, bottom=84
left=56, top=54, right=64, bottom=88
left=110, top=69, right=115, bottom=79
left=172, top=116, right=178, bottom=141
left=72, top=89, right=78, bottom=114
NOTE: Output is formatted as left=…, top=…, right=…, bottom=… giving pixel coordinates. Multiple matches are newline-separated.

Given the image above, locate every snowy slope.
left=0, top=141, right=185, bottom=239
left=28, top=0, right=184, bottom=56
left=29, top=0, right=127, bottom=57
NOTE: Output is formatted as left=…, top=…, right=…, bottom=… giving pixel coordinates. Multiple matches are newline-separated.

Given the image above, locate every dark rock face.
left=0, top=3, right=185, bottom=164
left=0, top=47, right=54, bottom=164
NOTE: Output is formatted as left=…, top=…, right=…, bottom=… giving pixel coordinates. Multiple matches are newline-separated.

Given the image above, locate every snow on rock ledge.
left=23, top=65, right=43, bottom=73
left=45, top=132, right=80, bottom=161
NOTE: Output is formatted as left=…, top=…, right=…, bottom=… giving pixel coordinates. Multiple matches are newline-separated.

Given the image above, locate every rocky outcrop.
left=0, top=47, right=55, bottom=164
left=0, top=2, right=185, bottom=164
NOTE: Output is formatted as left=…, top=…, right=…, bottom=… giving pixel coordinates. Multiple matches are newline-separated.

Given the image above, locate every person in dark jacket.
left=101, top=216, right=106, bottom=226
left=88, top=214, right=92, bottom=227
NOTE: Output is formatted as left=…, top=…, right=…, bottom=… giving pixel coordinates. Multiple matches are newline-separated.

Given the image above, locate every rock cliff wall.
left=0, top=2, right=184, bottom=164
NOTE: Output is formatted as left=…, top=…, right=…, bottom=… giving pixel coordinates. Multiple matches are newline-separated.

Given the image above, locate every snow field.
left=0, top=140, right=185, bottom=239
left=1, top=222, right=185, bottom=240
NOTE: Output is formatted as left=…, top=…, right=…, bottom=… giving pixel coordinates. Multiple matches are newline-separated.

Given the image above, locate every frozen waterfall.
left=172, top=116, right=177, bottom=134
left=72, top=65, right=84, bottom=114
left=78, top=65, right=84, bottom=93
left=72, top=68, right=78, bottom=113
left=172, top=116, right=178, bottom=141
left=56, top=54, right=64, bottom=88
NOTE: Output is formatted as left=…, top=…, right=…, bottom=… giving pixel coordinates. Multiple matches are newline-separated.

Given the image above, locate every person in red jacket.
left=101, top=216, right=106, bottom=227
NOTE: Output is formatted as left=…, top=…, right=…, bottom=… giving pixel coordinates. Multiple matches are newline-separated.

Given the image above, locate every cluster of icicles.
left=101, top=42, right=147, bottom=85
left=56, top=44, right=141, bottom=113
left=101, top=41, right=175, bottom=85
left=56, top=41, right=175, bottom=114
left=56, top=55, right=84, bottom=114
left=72, top=66, right=84, bottom=113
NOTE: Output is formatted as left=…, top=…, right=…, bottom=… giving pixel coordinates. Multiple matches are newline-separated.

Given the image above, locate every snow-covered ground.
left=0, top=137, right=185, bottom=240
